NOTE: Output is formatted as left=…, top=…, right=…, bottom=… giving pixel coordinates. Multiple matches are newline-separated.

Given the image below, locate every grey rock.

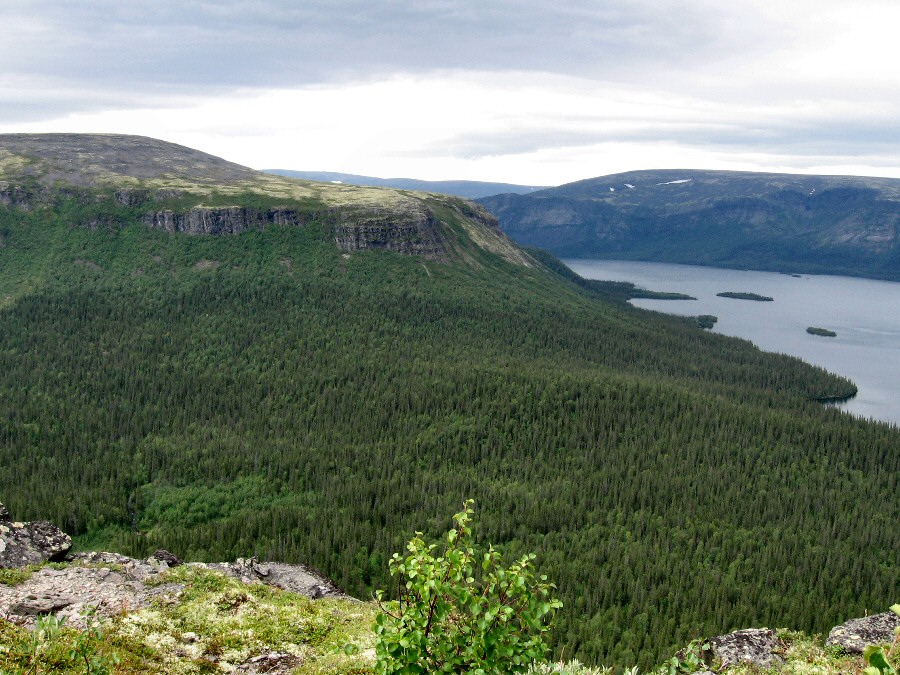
left=11, top=593, right=78, bottom=616
left=142, top=206, right=310, bottom=235
left=147, top=549, right=183, bottom=567
left=204, top=556, right=346, bottom=600
left=827, top=611, right=900, bottom=653
left=235, top=651, right=301, bottom=673
left=0, top=502, right=9, bottom=521
left=694, top=628, right=785, bottom=670
left=0, top=519, right=72, bottom=568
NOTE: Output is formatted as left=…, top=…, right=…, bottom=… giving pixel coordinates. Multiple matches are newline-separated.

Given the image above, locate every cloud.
left=1, top=0, right=899, bottom=183
left=0, top=1, right=757, bottom=104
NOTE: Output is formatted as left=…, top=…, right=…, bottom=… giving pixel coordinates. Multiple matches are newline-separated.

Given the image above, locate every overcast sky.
left=2, top=0, right=899, bottom=184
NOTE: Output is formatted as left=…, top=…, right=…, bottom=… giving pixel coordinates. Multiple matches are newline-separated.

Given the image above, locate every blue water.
left=565, top=259, right=900, bottom=427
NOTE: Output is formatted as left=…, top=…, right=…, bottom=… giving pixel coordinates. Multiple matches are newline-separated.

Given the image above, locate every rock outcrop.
left=204, top=556, right=344, bottom=600
left=0, top=502, right=72, bottom=569
left=827, top=610, right=900, bottom=653
left=0, top=549, right=347, bottom=629
left=707, top=628, right=785, bottom=669
left=142, top=206, right=312, bottom=235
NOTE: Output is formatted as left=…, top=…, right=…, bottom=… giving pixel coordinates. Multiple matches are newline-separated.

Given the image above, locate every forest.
left=0, top=191, right=897, bottom=669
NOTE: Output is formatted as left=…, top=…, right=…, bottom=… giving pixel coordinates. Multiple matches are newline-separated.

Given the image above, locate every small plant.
left=655, top=639, right=712, bottom=675
left=863, top=604, right=900, bottom=675
left=374, top=500, right=562, bottom=674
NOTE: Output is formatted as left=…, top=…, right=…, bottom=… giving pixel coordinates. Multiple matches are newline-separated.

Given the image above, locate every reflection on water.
left=565, top=259, right=900, bottom=427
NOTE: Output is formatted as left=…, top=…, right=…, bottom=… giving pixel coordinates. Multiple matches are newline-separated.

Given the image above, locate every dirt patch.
left=194, top=259, right=220, bottom=270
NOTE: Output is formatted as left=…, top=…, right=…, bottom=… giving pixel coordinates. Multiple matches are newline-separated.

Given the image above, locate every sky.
left=1, top=0, right=899, bottom=185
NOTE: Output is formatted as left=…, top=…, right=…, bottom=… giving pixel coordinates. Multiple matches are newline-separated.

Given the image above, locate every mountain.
left=477, top=169, right=900, bottom=280
left=1, top=135, right=898, bottom=668
left=265, top=169, right=549, bottom=198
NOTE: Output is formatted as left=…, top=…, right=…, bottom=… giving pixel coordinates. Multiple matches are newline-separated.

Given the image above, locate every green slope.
left=0, top=137, right=897, bottom=669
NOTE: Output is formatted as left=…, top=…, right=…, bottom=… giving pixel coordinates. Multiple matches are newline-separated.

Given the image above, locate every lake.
left=564, top=259, right=900, bottom=427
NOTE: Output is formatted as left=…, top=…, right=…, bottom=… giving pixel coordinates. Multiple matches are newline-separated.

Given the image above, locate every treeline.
left=0, top=201, right=896, bottom=668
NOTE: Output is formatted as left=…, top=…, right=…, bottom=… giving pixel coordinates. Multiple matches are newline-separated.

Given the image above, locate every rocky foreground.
left=1, top=503, right=897, bottom=674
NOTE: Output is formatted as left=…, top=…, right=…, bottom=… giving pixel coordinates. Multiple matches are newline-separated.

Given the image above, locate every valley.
left=0, top=135, right=897, bottom=669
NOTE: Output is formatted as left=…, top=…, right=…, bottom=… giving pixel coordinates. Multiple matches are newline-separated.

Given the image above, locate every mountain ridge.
left=477, top=168, right=900, bottom=280
left=264, top=169, right=549, bottom=199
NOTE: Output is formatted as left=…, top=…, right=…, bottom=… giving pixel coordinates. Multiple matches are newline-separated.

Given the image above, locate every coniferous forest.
left=0, top=186, right=897, bottom=669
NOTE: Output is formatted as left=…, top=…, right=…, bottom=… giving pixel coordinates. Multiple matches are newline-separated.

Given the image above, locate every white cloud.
left=1, top=1, right=899, bottom=184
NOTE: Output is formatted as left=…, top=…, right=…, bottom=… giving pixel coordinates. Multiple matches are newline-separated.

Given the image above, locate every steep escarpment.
left=478, top=169, right=900, bottom=280
left=0, top=134, right=531, bottom=267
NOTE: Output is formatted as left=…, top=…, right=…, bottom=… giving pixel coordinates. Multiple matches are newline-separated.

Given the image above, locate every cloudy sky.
left=1, top=0, right=899, bottom=185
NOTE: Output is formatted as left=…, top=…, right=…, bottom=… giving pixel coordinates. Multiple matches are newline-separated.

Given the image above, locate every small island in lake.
left=807, top=326, right=837, bottom=337
left=716, top=291, right=774, bottom=301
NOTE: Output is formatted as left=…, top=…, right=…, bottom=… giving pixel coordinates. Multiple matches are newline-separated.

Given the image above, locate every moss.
left=107, top=565, right=377, bottom=674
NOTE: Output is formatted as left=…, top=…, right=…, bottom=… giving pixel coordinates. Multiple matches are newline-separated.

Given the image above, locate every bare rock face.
left=0, top=551, right=347, bottom=629
left=332, top=205, right=451, bottom=261
left=827, top=611, right=900, bottom=653
left=708, top=628, right=785, bottom=669
left=0, top=505, right=72, bottom=569
left=680, top=627, right=784, bottom=671
left=142, top=206, right=310, bottom=235
left=204, top=556, right=345, bottom=599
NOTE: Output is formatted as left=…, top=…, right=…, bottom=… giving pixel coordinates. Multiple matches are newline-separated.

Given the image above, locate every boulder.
left=0, top=515, right=72, bottom=568
left=827, top=611, right=900, bottom=653
left=204, top=556, right=346, bottom=599
left=147, top=549, right=184, bottom=568
left=0, top=502, right=9, bottom=521
left=709, top=628, right=784, bottom=668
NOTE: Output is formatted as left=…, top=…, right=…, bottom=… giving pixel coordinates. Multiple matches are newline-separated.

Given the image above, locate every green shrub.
left=374, top=500, right=562, bottom=674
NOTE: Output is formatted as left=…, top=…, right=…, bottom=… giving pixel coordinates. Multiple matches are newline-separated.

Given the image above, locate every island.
left=716, top=291, right=774, bottom=301
left=807, top=326, right=837, bottom=337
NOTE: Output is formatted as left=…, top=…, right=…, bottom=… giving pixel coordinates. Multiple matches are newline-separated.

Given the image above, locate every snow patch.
left=624, top=184, right=636, bottom=189
left=609, top=187, right=615, bottom=192
left=330, top=180, right=343, bottom=184
left=656, top=179, right=692, bottom=185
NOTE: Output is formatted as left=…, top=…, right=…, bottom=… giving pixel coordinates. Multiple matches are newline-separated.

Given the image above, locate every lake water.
left=564, top=259, right=900, bottom=427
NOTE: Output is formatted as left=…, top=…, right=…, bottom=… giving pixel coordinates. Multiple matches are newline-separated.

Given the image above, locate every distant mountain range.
left=264, top=169, right=548, bottom=199
left=477, top=169, right=900, bottom=280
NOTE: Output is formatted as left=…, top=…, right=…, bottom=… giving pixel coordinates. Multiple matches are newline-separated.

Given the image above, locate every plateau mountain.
left=264, top=169, right=549, bottom=199
left=478, top=169, right=900, bottom=280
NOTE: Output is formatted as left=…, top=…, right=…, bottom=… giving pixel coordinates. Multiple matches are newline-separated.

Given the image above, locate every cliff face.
left=141, top=206, right=313, bottom=235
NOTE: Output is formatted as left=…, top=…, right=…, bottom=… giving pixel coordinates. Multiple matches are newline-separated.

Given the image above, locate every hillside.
left=0, top=135, right=898, bottom=668
left=478, top=169, right=900, bottom=280
left=264, top=169, right=549, bottom=198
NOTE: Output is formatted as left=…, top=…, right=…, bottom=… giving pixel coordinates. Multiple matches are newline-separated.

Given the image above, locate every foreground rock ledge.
left=0, top=550, right=347, bottom=628
left=827, top=611, right=900, bottom=653
left=0, top=501, right=72, bottom=569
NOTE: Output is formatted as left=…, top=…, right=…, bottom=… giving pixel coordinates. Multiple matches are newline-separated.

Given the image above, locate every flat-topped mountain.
left=0, top=133, right=530, bottom=266
left=265, top=169, right=549, bottom=199
left=478, top=169, right=900, bottom=280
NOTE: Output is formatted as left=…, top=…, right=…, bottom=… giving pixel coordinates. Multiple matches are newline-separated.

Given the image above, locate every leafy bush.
left=374, top=500, right=562, bottom=674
